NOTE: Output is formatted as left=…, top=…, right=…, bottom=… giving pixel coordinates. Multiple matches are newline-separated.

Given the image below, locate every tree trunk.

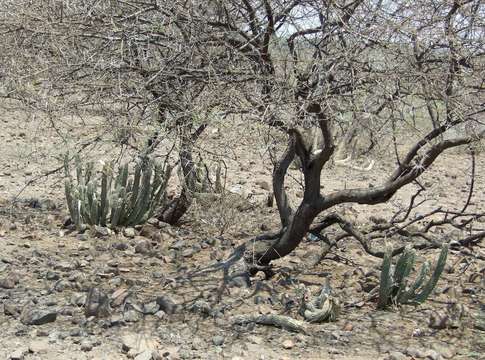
left=250, top=203, right=321, bottom=265
left=157, top=141, right=196, bottom=225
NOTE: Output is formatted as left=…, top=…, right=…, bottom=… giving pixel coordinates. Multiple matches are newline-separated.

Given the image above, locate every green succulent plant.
left=64, top=155, right=171, bottom=229
left=378, top=243, right=448, bottom=309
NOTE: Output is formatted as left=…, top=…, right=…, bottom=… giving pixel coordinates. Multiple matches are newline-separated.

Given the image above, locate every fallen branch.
left=231, top=314, right=308, bottom=333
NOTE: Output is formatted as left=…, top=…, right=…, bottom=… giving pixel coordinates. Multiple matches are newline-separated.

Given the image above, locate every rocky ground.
left=0, top=105, right=484, bottom=359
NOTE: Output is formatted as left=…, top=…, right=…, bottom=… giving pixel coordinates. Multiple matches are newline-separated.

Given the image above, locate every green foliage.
left=64, top=155, right=171, bottom=229
left=377, top=244, right=449, bottom=309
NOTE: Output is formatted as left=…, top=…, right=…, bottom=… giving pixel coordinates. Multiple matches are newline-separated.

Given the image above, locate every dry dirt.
left=0, top=105, right=484, bottom=360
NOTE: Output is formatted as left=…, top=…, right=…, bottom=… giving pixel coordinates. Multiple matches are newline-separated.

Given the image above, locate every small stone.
left=54, top=280, right=71, bottom=292
left=0, top=272, right=20, bottom=289
left=35, top=329, right=49, bottom=337
left=9, top=349, right=26, bottom=360
left=59, top=307, right=74, bottom=316
left=109, top=314, right=125, bottom=327
left=154, top=311, right=165, bottom=319
left=140, top=224, right=159, bottom=239
left=20, top=308, right=57, bottom=325
left=134, top=350, right=153, bottom=360
left=69, top=328, right=83, bottom=337
left=212, top=335, right=224, bottom=346
left=406, top=347, right=427, bottom=358
left=93, top=225, right=110, bottom=238
left=255, top=180, right=270, bottom=191
left=121, top=333, right=159, bottom=354
left=55, top=261, right=75, bottom=271
left=44, top=297, right=58, bottom=307
left=124, top=309, right=141, bottom=322
left=70, top=293, right=87, bottom=307
left=76, top=233, right=89, bottom=241
left=111, top=288, right=130, bottom=307
left=191, top=337, right=204, bottom=350
left=28, top=339, right=49, bottom=354
left=80, top=340, right=93, bottom=352
left=147, top=218, right=160, bottom=226
left=156, top=295, right=178, bottom=315
left=46, top=271, right=60, bottom=281
left=4, top=301, right=20, bottom=316
left=143, top=301, right=160, bottom=315
left=189, top=299, right=211, bottom=316
left=204, top=238, right=216, bottom=246
left=123, top=227, right=136, bottom=238
left=135, top=240, right=153, bottom=255
left=84, top=287, right=110, bottom=318
left=282, top=339, right=294, bottom=349
left=431, top=344, right=455, bottom=359
left=424, top=350, right=442, bottom=360
left=412, top=328, right=424, bottom=337
left=429, top=312, right=449, bottom=329
left=386, top=351, right=408, bottom=360
left=113, top=242, right=129, bottom=251
left=182, top=249, right=194, bottom=258
left=169, top=240, right=186, bottom=250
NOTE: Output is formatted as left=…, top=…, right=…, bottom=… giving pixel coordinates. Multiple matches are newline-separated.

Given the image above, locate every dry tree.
left=1, top=1, right=484, bottom=277
left=197, top=0, right=485, bottom=276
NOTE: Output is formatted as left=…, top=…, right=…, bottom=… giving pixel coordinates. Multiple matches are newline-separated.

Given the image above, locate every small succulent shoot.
left=377, top=244, right=394, bottom=309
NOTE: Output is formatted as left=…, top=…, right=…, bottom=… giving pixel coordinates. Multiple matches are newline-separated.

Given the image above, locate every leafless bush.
left=0, top=1, right=241, bottom=223
left=196, top=0, right=484, bottom=272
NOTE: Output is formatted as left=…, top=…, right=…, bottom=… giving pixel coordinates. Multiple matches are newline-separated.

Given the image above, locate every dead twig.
left=232, top=313, right=308, bottom=333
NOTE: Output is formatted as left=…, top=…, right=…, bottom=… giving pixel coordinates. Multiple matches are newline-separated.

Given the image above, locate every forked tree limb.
left=249, top=126, right=484, bottom=266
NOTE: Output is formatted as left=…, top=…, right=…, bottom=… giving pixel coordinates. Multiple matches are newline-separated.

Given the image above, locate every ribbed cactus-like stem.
left=377, top=245, right=393, bottom=309
left=99, top=164, right=110, bottom=226
left=64, top=180, right=81, bottom=229
left=63, top=155, right=171, bottom=229
left=397, top=260, right=430, bottom=304
left=378, top=244, right=448, bottom=309
left=393, top=246, right=415, bottom=301
left=414, top=244, right=448, bottom=304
